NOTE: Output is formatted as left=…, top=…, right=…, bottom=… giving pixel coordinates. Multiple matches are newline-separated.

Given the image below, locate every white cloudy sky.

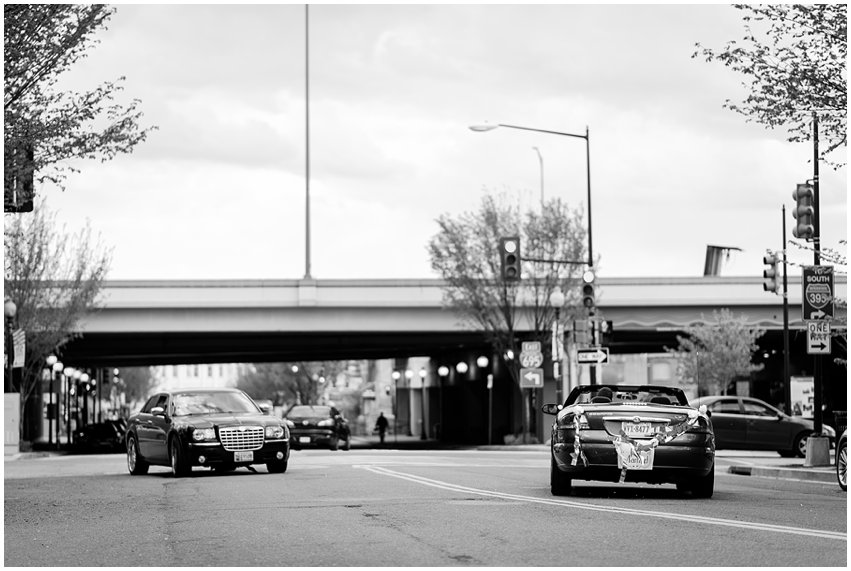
left=43, top=3, right=847, bottom=281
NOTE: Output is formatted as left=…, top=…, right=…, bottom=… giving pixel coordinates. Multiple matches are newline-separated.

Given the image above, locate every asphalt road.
left=4, top=449, right=846, bottom=567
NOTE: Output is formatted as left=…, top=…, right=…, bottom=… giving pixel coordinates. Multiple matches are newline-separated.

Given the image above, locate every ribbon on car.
left=569, top=406, right=588, bottom=467
left=613, top=409, right=702, bottom=483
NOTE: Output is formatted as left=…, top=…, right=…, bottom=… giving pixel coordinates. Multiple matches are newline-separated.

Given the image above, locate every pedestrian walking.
left=374, top=412, right=389, bottom=444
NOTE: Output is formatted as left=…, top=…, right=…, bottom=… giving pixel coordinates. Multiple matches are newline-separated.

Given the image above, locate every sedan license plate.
left=234, top=451, right=254, bottom=463
left=299, top=436, right=311, bottom=444
left=621, top=422, right=653, bottom=438
left=616, top=446, right=655, bottom=470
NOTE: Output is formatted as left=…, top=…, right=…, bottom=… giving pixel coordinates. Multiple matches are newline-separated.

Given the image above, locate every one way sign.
left=806, top=320, right=831, bottom=355
left=577, top=347, right=609, bottom=365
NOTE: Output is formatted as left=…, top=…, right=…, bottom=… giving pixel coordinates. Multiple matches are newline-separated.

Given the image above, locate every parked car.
left=74, top=420, right=125, bottom=453
left=691, top=395, right=835, bottom=458
left=837, top=430, right=847, bottom=491
left=125, top=388, right=290, bottom=477
left=284, top=404, right=351, bottom=451
left=542, top=384, right=715, bottom=498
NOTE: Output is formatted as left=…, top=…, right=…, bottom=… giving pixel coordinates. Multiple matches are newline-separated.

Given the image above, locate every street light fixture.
left=469, top=122, right=594, bottom=270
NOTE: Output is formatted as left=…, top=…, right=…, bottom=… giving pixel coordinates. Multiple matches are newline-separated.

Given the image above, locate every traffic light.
left=581, top=269, right=596, bottom=312
left=499, top=236, right=521, bottom=281
left=600, top=319, right=614, bottom=346
left=791, top=183, right=814, bottom=241
left=762, top=253, right=780, bottom=294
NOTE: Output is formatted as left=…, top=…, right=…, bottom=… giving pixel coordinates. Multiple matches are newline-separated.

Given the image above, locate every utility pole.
left=781, top=206, right=791, bottom=415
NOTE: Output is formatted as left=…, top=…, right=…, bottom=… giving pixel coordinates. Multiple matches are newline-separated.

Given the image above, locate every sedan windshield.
left=569, top=386, right=688, bottom=406
left=172, top=392, right=259, bottom=416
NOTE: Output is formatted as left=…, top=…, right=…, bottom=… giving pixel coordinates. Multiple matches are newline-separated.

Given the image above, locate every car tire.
left=550, top=454, right=573, bottom=496
left=266, top=459, right=288, bottom=474
left=793, top=431, right=813, bottom=459
left=837, top=438, right=847, bottom=492
left=169, top=437, right=191, bottom=478
left=329, top=436, right=339, bottom=451
left=126, top=435, right=149, bottom=475
left=682, top=464, right=714, bottom=499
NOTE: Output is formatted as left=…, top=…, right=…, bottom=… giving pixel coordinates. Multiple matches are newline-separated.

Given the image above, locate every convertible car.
left=125, top=388, right=291, bottom=477
left=542, top=384, right=715, bottom=498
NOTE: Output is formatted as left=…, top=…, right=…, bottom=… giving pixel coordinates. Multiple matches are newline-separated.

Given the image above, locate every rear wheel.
left=680, top=464, right=714, bottom=498
left=126, top=435, right=149, bottom=475
left=550, top=454, right=573, bottom=496
left=837, top=438, right=847, bottom=492
left=266, top=459, right=288, bottom=474
left=169, top=437, right=191, bottom=477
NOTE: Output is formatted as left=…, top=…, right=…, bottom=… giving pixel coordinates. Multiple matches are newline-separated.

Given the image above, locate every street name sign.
left=802, top=266, right=834, bottom=320
left=519, top=367, right=544, bottom=388
left=577, top=347, right=609, bottom=365
left=806, top=320, right=831, bottom=355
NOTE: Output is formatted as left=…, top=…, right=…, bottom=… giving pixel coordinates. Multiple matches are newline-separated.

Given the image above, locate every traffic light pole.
left=811, top=112, right=823, bottom=436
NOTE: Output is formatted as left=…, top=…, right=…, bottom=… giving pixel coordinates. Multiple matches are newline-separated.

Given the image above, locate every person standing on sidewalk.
left=375, top=412, right=389, bottom=444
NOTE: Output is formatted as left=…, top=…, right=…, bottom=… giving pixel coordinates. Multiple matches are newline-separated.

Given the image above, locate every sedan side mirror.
left=151, top=406, right=165, bottom=416
left=541, top=403, right=563, bottom=415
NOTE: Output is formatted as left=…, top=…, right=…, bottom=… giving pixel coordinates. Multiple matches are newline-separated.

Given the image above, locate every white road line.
left=360, top=465, right=846, bottom=542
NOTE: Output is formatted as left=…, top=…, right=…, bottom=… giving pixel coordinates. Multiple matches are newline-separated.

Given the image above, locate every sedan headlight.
left=265, top=425, right=285, bottom=439
left=193, top=428, right=216, bottom=442
left=317, top=419, right=334, bottom=427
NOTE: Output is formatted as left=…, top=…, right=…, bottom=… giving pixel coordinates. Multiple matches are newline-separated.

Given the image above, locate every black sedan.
left=125, top=388, right=290, bottom=477
left=284, top=405, right=351, bottom=451
left=542, top=384, right=715, bottom=498
left=691, top=395, right=836, bottom=458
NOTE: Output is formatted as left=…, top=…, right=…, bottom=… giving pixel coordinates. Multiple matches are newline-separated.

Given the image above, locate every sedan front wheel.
left=126, top=435, right=149, bottom=475
left=169, top=437, right=191, bottom=477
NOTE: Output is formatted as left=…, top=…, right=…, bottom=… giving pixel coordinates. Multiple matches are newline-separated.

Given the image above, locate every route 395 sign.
left=802, top=266, right=834, bottom=320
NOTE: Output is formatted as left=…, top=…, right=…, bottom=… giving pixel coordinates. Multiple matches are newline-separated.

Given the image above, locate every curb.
left=727, top=465, right=836, bottom=484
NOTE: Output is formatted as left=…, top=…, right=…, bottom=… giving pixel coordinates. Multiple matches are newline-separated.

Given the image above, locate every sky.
left=42, top=3, right=847, bottom=282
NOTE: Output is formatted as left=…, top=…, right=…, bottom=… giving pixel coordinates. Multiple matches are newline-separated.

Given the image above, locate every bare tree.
left=666, top=309, right=766, bottom=397
left=4, top=4, right=156, bottom=209
left=4, top=199, right=111, bottom=444
left=428, top=192, right=590, bottom=437
left=694, top=4, right=846, bottom=167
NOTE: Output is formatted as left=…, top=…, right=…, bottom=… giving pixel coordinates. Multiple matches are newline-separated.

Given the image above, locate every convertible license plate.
left=234, top=451, right=254, bottom=463
left=299, top=436, right=311, bottom=444
left=621, top=422, right=653, bottom=438
left=616, top=446, right=655, bottom=470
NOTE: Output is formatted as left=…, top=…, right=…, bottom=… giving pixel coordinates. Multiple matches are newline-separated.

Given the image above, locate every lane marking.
left=360, top=465, right=846, bottom=542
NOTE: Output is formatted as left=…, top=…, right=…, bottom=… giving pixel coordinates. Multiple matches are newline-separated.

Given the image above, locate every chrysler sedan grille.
left=219, top=426, right=264, bottom=451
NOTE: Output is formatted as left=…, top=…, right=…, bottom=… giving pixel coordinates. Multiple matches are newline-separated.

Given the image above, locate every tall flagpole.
left=304, top=4, right=312, bottom=279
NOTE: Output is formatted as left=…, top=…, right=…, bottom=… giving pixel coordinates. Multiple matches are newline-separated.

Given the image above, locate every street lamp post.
left=418, top=368, right=427, bottom=440
left=404, top=370, right=414, bottom=436
left=47, top=356, right=63, bottom=448
left=469, top=123, right=594, bottom=270
left=549, top=286, right=566, bottom=404
left=4, top=299, right=17, bottom=393
left=391, top=370, right=400, bottom=443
